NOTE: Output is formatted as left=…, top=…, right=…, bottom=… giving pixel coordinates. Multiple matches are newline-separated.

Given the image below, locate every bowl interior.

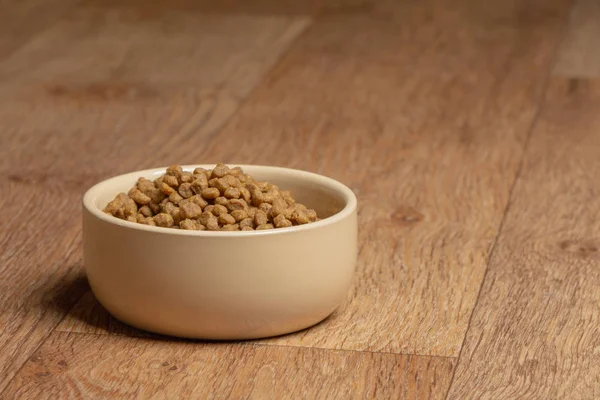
left=91, top=165, right=350, bottom=219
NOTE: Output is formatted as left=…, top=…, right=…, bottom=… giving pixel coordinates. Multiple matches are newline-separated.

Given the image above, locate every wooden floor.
left=2, top=0, right=600, bottom=398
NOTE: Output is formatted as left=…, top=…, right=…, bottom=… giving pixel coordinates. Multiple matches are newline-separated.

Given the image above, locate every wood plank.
left=81, top=0, right=371, bottom=16
left=0, top=7, right=309, bottom=393
left=554, top=0, right=600, bottom=77
left=0, top=0, right=80, bottom=60
left=446, top=78, right=600, bottom=399
left=59, top=1, right=571, bottom=357
left=0, top=6, right=310, bottom=185
left=0, top=180, right=88, bottom=393
left=2, top=331, right=456, bottom=399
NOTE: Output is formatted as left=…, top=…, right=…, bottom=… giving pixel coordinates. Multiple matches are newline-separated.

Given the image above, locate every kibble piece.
left=306, top=209, right=318, bottom=222
left=281, top=190, right=295, bottom=206
left=256, top=223, right=274, bottom=230
left=258, top=202, right=273, bottom=214
left=227, top=198, right=247, bottom=212
left=128, top=188, right=151, bottom=205
left=205, top=219, right=220, bottom=231
left=201, top=187, right=220, bottom=200
left=239, top=187, right=251, bottom=202
left=239, top=218, right=254, bottom=229
left=254, top=210, right=268, bottom=226
left=213, top=178, right=230, bottom=194
left=179, top=171, right=194, bottom=184
left=166, top=165, right=183, bottom=177
left=230, top=166, right=243, bottom=176
left=159, top=182, right=175, bottom=195
left=218, top=213, right=236, bottom=225
left=137, top=177, right=155, bottom=193
left=105, top=193, right=137, bottom=219
left=139, top=205, right=153, bottom=217
left=292, top=209, right=310, bottom=225
left=180, top=219, right=200, bottom=230
left=211, top=163, right=231, bottom=178
left=274, top=214, right=293, bottom=228
left=148, top=202, right=162, bottom=214
left=169, top=192, right=183, bottom=205
left=139, top=216, right=156, bottom=226
left=224, top=187, right=240, bottom=199
left=269, top=198, right=287, bottom=219
left=199, top=211, right=217, bottom=227
left=223, top=175, right=241, bottom=188
left=164, top=175, right=179, bottom=188
left=241, top=226, right=254, bottom=231
left=153, top=213, right=174, bottom=228
left=215, top=197, right=229, bottom=206
left=178, top=182, right=194, bottom=199
left=136, top=213, right=146, bottom=223
left=230, top=209, right=248, bottom=222
left=191, top=175, right=208, bottom=194
left=193, top=167, right=208, bottom=175
left=221, top=223, right=239, bottom=231
left=246, top=207, right=257, bottom=219
left=204, top=205, right=215, bottom=214
left=180, top=202, right=203, bottom=219
left=189, top=194, right=208, bottom=209
left=212, top=204, right=228, bottom=216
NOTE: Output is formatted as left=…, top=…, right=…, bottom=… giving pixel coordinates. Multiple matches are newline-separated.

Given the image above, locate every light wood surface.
left=3, top=0, right=600, bottom=398
left=446, top=79, right=600, bottom=399
left=3, top=332, right=455, bottom=400
left=554, top=0, right=600, bottom=77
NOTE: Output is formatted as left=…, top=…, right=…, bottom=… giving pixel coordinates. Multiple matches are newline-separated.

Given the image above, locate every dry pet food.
left=104, top=164, right=319, bottom=231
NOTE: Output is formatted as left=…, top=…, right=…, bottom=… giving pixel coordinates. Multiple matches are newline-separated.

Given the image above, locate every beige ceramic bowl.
left=82, top=165, right=357, bottom=340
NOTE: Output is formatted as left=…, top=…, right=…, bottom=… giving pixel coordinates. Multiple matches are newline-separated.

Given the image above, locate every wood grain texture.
left=0, top=4, right=309, bottom=394
left=0, top=180, right=88, bottom=393
left=3, top=332, right=455, bottom=400
left=81, top=0, right=371, bottom=16
left=554, top=0, right=600, bottom=77
left=58, top=0, right=571, bottom=356
left=446, top=79, right=600, bottom=399
left=0, top=6, right=310, bottom=184
left=0, top=0, right=81, bottom=60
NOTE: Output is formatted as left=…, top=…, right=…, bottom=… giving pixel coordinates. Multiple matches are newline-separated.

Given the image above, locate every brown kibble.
left=227, top=198, right=247, bottom=212
left=224, top=187, right=241, bottom=199
left=153, top=213, right=174, bottom=228
left=199, top=211, right=218, bottom=227
left=166, top=165, right=183, bottom=177
left=212, top=204, right=228, bottom=216
left=221, top=224, right=239, bottom=231
left=164, top=175, right=179, bottom=188
left=178, top=182, right=194, bottom=199
left=180, top=202, right=203, bottom=219
left=180, top=219, right=200, bottom=230
left=139, top=205, right=152, bottom=217
left=239, top=187, right=251, bottom=202
left=254, top=210, right=268, bottom=226
left=104, top=164, right=319, bottom=230
left=128, top=188, right=151, bottom=205
left=211, top=163, right=231, bottom=178
left=230, top=210, right=248, bottom=222
left=148, top=202, right=161, bottom=214
left=191, top=175, right=208, bottom=194
left=239, top=218, right=254, bottom=229
left=256, top=223, right=274, bottom=230
left=292, top=209, right=310, bottom=225
left=218, top=213, right=236, bottom=225
left=269, top=198, right=288, bottom=218
left=179, top=171, right=194, bottom=184
left=241, top=226, right=254, bottom=231
left=169, top=192, right=183, bottom=205
left=258, top=202, right=273, bottom=214
left=273, top=214, right=293, bottom=228
left=159, top=182, right=175, bottom=195
left=215, top=197, right=229, bottom=206
left=201, top=187, right=220, bottom=200
left=189, top=194, right=208, bottom=209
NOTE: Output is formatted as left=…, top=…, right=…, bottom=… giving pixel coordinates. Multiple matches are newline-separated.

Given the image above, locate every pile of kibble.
left=104, top=164, right=318, bottom=231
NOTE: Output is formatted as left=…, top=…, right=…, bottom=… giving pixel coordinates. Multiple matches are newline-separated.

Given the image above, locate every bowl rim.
left=83, top=164, right=357, bottom=237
